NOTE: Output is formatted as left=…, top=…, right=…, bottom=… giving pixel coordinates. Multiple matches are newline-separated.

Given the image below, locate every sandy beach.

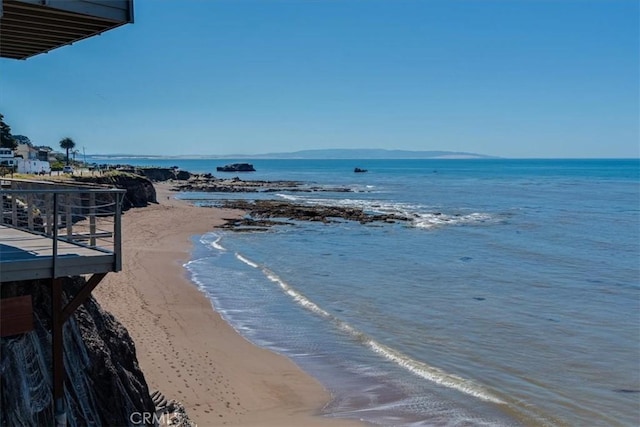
left=94, top=182, right=364, bottom=426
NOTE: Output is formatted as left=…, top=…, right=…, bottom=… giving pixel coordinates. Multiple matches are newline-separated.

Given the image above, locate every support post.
left=65, top=194, right=72, bottom=239
left=114, top=192, right=123, bottom=272
left=89, top=192, right=96, bottom=247
left=11, top=193, right=17, bottom=226
left=52, top=193, right=59, bottom=278
left=51, top=278, right=66, bottom=427
left=46, top=193, right=53, bottom=235
left=61, top=273, right=106, bottom=323
left=27, top=193, right=34, bottom=230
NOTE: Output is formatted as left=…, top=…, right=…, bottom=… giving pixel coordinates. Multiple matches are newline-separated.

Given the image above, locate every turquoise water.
left=97, top=158, right=640, bottom=426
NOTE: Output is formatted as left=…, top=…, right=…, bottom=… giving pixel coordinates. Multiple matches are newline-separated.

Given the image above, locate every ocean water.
left=98, top=157, right=640, bottom=426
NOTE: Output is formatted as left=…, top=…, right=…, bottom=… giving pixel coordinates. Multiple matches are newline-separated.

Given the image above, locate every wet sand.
left=94, top=182, right=364, bottom=426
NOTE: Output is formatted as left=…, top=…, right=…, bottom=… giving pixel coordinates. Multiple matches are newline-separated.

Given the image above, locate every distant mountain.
left=247, top=149, right=496, bottom=159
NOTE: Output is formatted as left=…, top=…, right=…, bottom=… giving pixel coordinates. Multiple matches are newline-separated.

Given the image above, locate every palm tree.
left=59, top=137, right=75, bottom=165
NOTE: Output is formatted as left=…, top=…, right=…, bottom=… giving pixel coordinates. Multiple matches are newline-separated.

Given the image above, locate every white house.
left=0, top=148, right=50, bottom=174
left=17, top=159, right=51, bottom=174
left=0, top=147, right=16, bottom=167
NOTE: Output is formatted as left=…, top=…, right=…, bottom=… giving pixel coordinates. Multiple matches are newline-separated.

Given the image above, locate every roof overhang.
left=0, top=0, right=133, bottom=60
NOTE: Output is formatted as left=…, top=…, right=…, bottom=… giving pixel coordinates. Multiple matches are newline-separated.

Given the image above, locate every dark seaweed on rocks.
left=172, top=175, right=352, bottom=194
left=168, top=172, right=406, bottom=229
left=217, top=200, right=410, bottom=229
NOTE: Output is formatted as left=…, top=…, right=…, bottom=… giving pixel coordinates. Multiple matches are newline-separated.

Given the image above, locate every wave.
left=235, top=253, right=260, bottom=269
left=199, top=233, right=228, bottom=252
left=274, top=194, right=496, bottom=229
left=232, top=252, right=505, bottom=405
left=413, top=212, right=494, bottom=229
left=275, top=193, right=298, bottom=201
left=211, top=236, right=226, bottom=251
left=366, top=341, right=504, bottom=404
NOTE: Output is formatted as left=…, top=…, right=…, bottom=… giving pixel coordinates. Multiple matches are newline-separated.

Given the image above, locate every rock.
left=170, top=176, right=354, bottom=194
left=161, top=400, right=196, bottom=427
left=74, top=172, right=157, bottom=210
left=217, top=199, right=410, bottom=229
left=175, top=170, right=191, bottom=180
left=137, top=168, right=177, bottom=182
left=216, top=163, right=256, bottom=172
left=1, top=277, right=156, bottom=426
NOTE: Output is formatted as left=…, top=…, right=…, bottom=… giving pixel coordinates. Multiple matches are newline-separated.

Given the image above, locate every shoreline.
left=94, top=182, right=365, bottom=426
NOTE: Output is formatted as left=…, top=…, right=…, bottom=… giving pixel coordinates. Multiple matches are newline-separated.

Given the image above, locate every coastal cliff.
left=137, top=167, right=191, bottom=182
left=0, top=277, right=156, bottom=426
left=74, top=172, right=157, bottom=210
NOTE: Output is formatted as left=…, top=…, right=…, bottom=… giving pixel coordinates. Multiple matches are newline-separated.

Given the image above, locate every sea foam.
left=233, top=252, right=505, bottom=405
left=235, top=253, right=260, bottom=269
left=211, top=235, right=226, bottom=251
left=413, top=212, right=494, bottom=229
left=274, top=193, right=495, bottom=230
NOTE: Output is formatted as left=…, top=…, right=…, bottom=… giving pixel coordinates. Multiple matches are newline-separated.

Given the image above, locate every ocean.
left=92, top=157, right=640, bottom=426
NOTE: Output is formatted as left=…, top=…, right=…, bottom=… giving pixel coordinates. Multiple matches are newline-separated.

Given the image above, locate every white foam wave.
left=235, top=253, right=259, bottom=268
left=366, top=341, right=504, bottom=404
left=244, top=258, right=505, bottom=404
left=282, top=195, right=418, bottom=216
left=212, top=235, right=226, bottom=251
left=273, top=194, right=495, bottom=229
left=263, top=269, right=334, bottom=318
left=413, top=212, right=493, bottom=229
left=182, top=265, right=212, bottom=297
left=276, top=193, right=300, bottom=201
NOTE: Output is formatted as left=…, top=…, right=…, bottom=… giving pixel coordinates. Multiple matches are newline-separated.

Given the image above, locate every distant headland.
left=89, top=149, right=497, bottom=160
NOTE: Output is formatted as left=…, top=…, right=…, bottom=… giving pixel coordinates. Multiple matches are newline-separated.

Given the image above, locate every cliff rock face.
left=136, top=167, right=192, bottom=182
left=74, top=173, right=157, bottom=210
left=137, top=168, right=176, bottom=182
left=0, top=277, right=156, bottom=426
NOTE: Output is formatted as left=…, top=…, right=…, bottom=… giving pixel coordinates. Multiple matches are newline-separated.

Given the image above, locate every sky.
left=1, top=0, right=638, bottom=158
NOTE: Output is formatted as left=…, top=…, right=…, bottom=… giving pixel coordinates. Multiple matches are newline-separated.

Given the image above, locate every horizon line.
left=84, top=154, right=639, bottom=160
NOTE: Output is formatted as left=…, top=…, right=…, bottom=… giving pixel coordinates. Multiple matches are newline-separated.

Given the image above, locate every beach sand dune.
left=95, top=183, right=364, bottom=426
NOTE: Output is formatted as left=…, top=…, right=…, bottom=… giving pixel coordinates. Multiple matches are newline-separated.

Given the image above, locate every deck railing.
left=1, top=179, right=126, bottom=274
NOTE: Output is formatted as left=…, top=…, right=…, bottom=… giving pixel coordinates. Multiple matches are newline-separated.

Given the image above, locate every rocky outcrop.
left=218, top=199, right=410, bottom=228
left=175, top=170, right=191, bottom=180
left=136, top=168, right=192, bottom=182
left=74, top=172, right=157, bottom=210
left=216, top=163, right=255, bottom=172
left=137, top=168, right=177, bottom=182
left=0, top=277, right=156, bottom=426
left=175, top=178, right=301, bottom=193
left=172, top=176, right=352, bottom=194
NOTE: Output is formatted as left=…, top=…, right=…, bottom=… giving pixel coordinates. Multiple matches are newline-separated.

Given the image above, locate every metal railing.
left=1, top=179, right=126, bottom=274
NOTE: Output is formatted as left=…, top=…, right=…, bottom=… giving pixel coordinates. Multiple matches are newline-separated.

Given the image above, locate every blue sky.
left=2, top=0, right=638, bottom=157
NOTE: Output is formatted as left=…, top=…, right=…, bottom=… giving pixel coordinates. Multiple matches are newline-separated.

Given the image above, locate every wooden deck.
left=0, top=225, right=117, bottom=282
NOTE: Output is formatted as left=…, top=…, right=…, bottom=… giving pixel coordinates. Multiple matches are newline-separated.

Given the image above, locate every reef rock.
left=216, top=163, right=256, bottom=172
